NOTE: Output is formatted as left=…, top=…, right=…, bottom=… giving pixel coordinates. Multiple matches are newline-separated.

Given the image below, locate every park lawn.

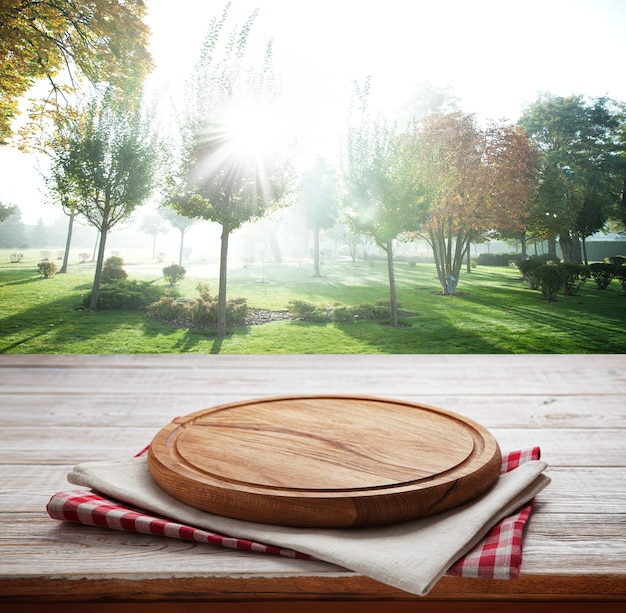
left=1, top=253, right=625, bottom=353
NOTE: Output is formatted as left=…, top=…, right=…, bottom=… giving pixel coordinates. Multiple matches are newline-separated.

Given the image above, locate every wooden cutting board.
left=147, top=395, right=502, bottom=528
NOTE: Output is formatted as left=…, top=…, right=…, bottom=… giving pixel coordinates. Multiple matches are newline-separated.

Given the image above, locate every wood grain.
left=148, top=395, right=502, bottom=527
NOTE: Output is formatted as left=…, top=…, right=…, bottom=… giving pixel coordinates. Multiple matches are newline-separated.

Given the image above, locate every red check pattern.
left=47, top=447, right=541, bottom=579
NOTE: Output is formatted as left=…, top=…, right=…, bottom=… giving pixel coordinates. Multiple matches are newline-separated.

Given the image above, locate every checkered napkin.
left=47, top=447, right=542, bottom=583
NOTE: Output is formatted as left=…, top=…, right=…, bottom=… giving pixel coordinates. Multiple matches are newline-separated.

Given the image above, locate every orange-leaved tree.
left=407, top=112, right=538, bottom=294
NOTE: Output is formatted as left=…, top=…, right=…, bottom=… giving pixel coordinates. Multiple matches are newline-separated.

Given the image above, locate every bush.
left=105, top=255, right=125, bottom=268
left=37, top=261, right=57, bottom=278
left=589, top=262, right=615, bottom=289
left=101, top=255, right=127, bottom=284
left=560, top=263, right=590, bottom=296
left=101, top=265, right=128, bottom=283
left=518, top=258, right=543, bottom=289
left=614, top=266, right=626, bottom=295
left=162, top=263, right=186, bottom=286
left=147, top=296, right=190, bottom=322
left=85, top=279, right=168, bottom=310
left=148, top=292, right=248, bottom=328
left=533, top=264, right=567, bottom=302
left=606, top=255, right=626, bottom=267
left=287, top=299, right=392, bottom=323
left=476, top=252, right=522, bottom=267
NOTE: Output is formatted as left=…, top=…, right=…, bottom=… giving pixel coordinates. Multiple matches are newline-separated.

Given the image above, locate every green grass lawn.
left=1, top=250, right=625, bottom=353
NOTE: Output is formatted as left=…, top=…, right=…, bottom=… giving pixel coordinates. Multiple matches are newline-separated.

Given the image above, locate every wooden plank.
left=2, top=426, right=625, bottom=466
left=2, top=393, right=626, bottom=429
left=1, top=514, right=625, bottom=583
left=1, top=355, right=625, bottom=396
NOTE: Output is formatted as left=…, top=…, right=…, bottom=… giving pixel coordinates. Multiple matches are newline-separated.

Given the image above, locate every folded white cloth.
left=68, top=456, right=549, bottom=596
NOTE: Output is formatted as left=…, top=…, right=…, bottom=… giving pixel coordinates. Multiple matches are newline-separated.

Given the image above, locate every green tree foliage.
left=301, top=156, right=338, bottom=277
left=169, top=4, right=294, bottom=337
left=0, top=201, right=16, bottom=223
left=343, top=79, right=428, bottom=326
left=0, top=0, right=152, bottom=145
left=45, top=88, right=160, bottom=309
left=519, top=94, right=625, bottom=263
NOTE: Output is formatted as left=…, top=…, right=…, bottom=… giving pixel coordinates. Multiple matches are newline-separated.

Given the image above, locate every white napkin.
left=68, top=456, right=549, bottom=596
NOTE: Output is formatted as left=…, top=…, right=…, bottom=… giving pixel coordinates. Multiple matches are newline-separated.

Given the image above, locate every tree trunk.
left=520, top=231, right=527, bottom=261
left=178, top=229, right=185, bottom=266
left=466, top=243, right=472, bottom=273
left=558, top=231, right=582, bottom=263
left=384, top=239, right=398, bottom=327
left=89, top=222, right=109, bottom=310
left=152, top=234, right=157, bottom=259
left=313, top=226, right=321, bottom=277
left=547, top=235, right=558, bottom=260
left=581, top=235, right=589, bottom=266
left=59, top=211, right=75, bottom=274
left=216, top=225, right=230, bottom=338
left=268, top=226, right=282, bottom=263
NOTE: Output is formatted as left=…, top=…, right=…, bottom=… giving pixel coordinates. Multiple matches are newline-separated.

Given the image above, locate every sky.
left=2, top=0, right=626, bottom=224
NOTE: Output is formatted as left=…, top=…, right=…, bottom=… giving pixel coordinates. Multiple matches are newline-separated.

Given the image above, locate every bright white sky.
left=3, top=0, right=626, bottom=223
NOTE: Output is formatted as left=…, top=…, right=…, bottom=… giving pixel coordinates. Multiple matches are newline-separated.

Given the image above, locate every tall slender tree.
left=46, top=88, right=160, bottom=308
left=170, top=4, right=294, bottom=337
left=301, top=156, right=338, bottom=277
left=343, top=79, right=427, bottom=325
left=158, top=205, right=196, bottom=266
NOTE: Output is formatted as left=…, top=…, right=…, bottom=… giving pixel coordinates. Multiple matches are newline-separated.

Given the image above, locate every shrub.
left=476, top=252, right=522, bottom=267
left=78, top=253, right=90, bottom=263
left=560, top=262, right=589, bottom=296
left=37, top=261, right=57, bottom=278
left=85, top=279, right=168, bottom=310
left=287, top=299, right=392, bottom=323
left=101, top=265, right=128, bottom=283
left=532, top=264, right=567, bottom=302
left=148, top=293, right=248, bottom=328
left=10, top=252, right=23, bottom=263
left=589, top=262, right=615, bottom=289
left=40, top=250, right=51, bottom=261
left=518, top=258, right=543, bottom=289
left=196, top=282, right=211, bottom=300
left=606, top=255, right=626, bottom=267
left=147, top=296, right=190, bottom=322
left=101, top=256, right=128, bottom=284
left=104, top=255, right=125, bottom=269
left=163, top=263, right=186, bottom=286
left=614, top=266, right=626, bottom=295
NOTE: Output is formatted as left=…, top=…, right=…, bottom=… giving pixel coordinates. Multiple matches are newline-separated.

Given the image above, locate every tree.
left=45, top=88, right=159, bottom=309
left=301, top=156, right=338, bottom=276
left=170, top=4, right=294, bottom=337
left=409, top=112, right=538, bottom=294
left=140, top=214, right=168, bottom=259
left=519, top=94, right=624, bottom=262
left=158, top=205, right=196, bottom=266
left=1, top=0, right=152, bottom=145
left=0, top=202, right=16, bottom=223
left=0, top=205, right=26, bottom=247
left=343, top=80, right=427, bottom=326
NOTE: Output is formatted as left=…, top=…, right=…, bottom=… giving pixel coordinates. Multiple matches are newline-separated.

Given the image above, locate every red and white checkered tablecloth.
left=47, top=447, right=541, bottom=580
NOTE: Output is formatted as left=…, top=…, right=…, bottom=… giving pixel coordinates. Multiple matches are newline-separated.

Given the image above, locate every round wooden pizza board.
left=147, top=395, right=502, bottom=528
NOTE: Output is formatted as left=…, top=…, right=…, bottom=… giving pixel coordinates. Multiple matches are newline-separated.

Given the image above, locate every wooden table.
left=1, top=354, right=625, bottom=612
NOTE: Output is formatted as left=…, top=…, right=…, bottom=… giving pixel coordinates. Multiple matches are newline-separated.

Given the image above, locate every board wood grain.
left=148, top=395, right=502, bottom=527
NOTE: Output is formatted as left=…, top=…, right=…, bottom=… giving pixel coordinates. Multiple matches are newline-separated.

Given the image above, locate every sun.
left=219, top=98, right=282, bottom=163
